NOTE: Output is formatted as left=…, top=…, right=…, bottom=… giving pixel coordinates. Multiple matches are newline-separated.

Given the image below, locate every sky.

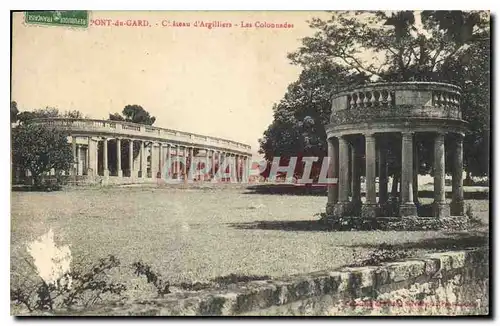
left=12, top=11, right=328, bottom=160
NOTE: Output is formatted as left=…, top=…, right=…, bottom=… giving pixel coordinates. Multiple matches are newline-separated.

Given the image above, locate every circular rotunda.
left=324, top=82, right=468, bottom=219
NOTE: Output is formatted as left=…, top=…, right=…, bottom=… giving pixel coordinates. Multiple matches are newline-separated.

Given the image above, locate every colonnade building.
left=30, top=118, right=253, bottom=184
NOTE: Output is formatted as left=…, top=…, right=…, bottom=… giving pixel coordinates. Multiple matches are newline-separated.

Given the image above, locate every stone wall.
left=66, top=248, right=489, bottom=316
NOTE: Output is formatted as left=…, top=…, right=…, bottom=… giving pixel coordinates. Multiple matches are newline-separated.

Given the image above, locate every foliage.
left=109, top=104, right=156, bottom=125
left=11, top=255, right=126, bottom=313
left=12, top=124, right=73, bottom=187
left=107, top=105, right=157, bottom=164
left=261, top=10, right=490, bottom=179
left=288, top=11, right=488, bottom=81
left=258, top=62, right=368, bottom=179
left=349, top=244, right=412, bottom=267
left=16, top=107, right=89, bottom=124
left=11, top=101, right=19, bottom=122
left=211, top=273, right=271, bottom=285
left=465, top=203, right=483, bottom=226
left=132, top=261, right=170, bottom=297
left=17, top=107, right=59, bottom=124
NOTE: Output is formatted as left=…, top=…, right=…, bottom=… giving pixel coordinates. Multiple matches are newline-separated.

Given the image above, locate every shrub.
left=465, top=203, right=483, bottom=226
left=132, top=262, right=170, bottom=297
left=11, top=255, right=127, bottom=313
left=349, top=244, right=412, bottom=267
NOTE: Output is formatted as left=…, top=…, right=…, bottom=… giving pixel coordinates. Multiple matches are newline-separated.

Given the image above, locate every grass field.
left=11, top=184, right=489, bottom=288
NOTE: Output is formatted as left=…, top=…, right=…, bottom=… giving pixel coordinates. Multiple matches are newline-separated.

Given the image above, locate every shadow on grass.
left=243, top=184, right=327, bottom=196
left=243, top=184, right=489, bottom=199
left=345, top=231, right=489, bottom=251
left=11, top=185, right=62, bottom=192
left=228, top=219, right=339, bottom=232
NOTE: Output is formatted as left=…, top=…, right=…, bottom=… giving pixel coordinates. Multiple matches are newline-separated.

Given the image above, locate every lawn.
left=11, top=184, right=489, bottom=289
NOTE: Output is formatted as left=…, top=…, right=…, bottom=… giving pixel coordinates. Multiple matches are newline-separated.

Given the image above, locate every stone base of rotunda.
left=332, top=201, right=351, bottom=218
left=361, top=204, right=378, bottom=219
left=450, top=200, right=465, bottom=216
left=351, top=200, right=362, bottom=216
left=433, top=202, right=450, bottom=218
left=326, top=203, right=336, bottom=216
left=399, top=202, right=418, bottom=217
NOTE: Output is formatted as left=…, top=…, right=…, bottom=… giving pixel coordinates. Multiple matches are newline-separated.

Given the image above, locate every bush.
left=132, top=261, right=170, bottom=297
left=349, top=244, right=412, bottom=267
left=11, top=255, right=126, bottom=313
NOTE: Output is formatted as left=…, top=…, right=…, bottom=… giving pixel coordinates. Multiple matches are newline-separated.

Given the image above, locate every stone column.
left=72, top=137, right=77, bottom=176
left=166, top=144, right=171, bottom=179
left=247, top=156, right=252, bottom=182
left=236, top=155, right=240, bottom=182
left=87, top=137, right=97, bottom=177
left=140, top=141, right=146, bottom=179
left=399, top=132, right=417, bottom=217
left=116, top=138, right=122, bottom=177
left=351, top=141, right=361, bottom=210
left=378, top=137, right=388, bottom=206
left=220, top=152, right=226, bottom=181
left=182, top=146, right=187, bottom=180
left=234, top=155, right=239, bottom=182
left=413, top=136, right=419, bottom=206
left=433, top=133, right=450, bottom=217
left=228, top=154, right=233, bottom=182
left=333, top=136, right=349, bottom=217
left=158, top=144, right=163, bottom=177
left=128, top=140, right=134, bottom=178
left=362, top=133, right=377, bottom=218
left=151, top=143, right=158, bottom=179
left=76, top=144, right=81, bottom=176
left=103, top=138, right=109, bottom=177
left=451, top=134, right=464, bottom=216
left=242, top=156, right=248, bottom=183
left=240, top=155, right=245, bottom=183
left=232, top=154, right=237, bottom=182
left=211, top=150, right=216, bottom=180
left=175, top=145, right=180, bottom=180
left=326, top=137, right=338, bottom=215
left=189, top=146, right=195, bottom=181
left=205, top=149, right=210, bottom=181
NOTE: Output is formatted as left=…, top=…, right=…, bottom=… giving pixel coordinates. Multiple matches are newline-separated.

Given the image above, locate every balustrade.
left=331, top=82, right=463, bottom=125
left=30, top=118, right=251, bottom=154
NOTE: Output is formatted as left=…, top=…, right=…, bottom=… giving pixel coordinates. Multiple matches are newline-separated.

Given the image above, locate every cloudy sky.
left=12, top=11, right=329, bottom=160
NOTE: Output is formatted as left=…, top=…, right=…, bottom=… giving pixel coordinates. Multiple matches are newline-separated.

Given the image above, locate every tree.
left=106, top=105, right=157, bottom=166
left=16, top=107, right=89, bottom=124
left=17, top=107, right=59, bottom=124
left=12, top=124, right=73, bottom=187
left=61, top=110, right=88, bottom=119
left=108, top=105, right=156, bottom=125
left=11, top=101, right=19, bottom=123
left=109, top=113, right=125, bottom=121
left=263, top=10, right=490, bottom=179
left=259, top=62, right=368, bottom=180
left=289, top=11, right=488, bottom=82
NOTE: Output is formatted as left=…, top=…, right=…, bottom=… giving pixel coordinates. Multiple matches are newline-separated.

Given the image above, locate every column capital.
left=434, top=132, right=445, bottom=143
left=453, top=132, right=465, bottom=141
left=402, top=132, right=413, bottom=141
left=401, top=131, right=414, bottom=137
left=364, top=133, right=376, bottom=142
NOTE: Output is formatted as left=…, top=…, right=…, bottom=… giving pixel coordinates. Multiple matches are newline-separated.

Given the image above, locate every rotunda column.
left=432, top=132, right=450, bottom=218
